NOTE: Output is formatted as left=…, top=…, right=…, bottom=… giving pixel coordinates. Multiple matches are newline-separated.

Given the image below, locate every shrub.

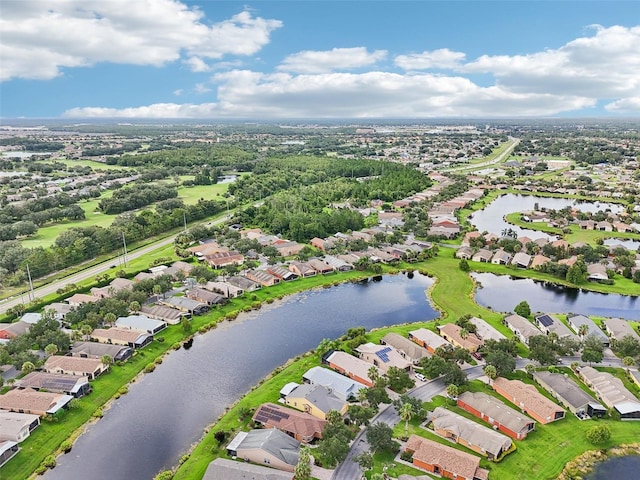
left=586, top=425, right=611, bottom=445
left=92, top=408, right=104, bottom=418
left=154, top=471, right=173, bottom=480
left=156, top=336, right=165, bottom=343
left=144, top=363, right=156, bottom=373
left=43, top=455, right=57, bottom=468
left=60, top=440, right=73, bottom=453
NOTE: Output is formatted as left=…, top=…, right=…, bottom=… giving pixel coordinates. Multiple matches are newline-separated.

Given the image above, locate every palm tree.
left=80, top=324, right=93, bottom=341
left=104, top=312, right=117, bottom=327
left=368, top=366, right=380, bottom=386
left=623, top=356, right=634, bottom=372
left=399, top=402, right=413, bottom=439
left=484, top=365, right=497, bottom=382
left=459, top=328, right=469, bottom=340
left=357, top=387, right=369, bottom=406
left=446, top=384, right=459, bottom=399
left=44, top=343, right=58, bottom=356
left=21, top=361, right=35, bottom=374
left=152, top=284, right=162, bottom=299
left=578, top=324, right=589, bottom=338
left=101, top=355, right=113, bottom=368
left=129, top=301, right=141, bottom=313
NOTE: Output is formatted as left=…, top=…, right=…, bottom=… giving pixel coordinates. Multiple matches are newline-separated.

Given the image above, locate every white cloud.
left=277, top=47, right=387, bottom=73
left=0, top=0, right=282, bottom=81
left=64, top=70, right=594, bottom=118
left=183, top=57, right=211, bottom=73
left=394, top=49, right=466, bottom=70
left=194, top=83, right=211, bottom=94
left=461, top=25, right=640, bottom=98
left=605, top=97, right=640, bottom=113
left=173, top=89, right=184, bottom=96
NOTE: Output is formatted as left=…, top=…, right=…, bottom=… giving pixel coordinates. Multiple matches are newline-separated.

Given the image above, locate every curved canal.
left=43, top=273, right=438, bottom=480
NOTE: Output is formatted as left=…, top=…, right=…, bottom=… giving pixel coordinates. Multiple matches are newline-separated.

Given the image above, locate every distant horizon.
left=2, top=1, right=639, bottom=119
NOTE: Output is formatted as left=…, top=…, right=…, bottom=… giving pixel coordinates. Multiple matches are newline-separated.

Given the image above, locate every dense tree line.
left=106, top=144, right=256, bottom=169
left=98, top=184, right=177, bottom=214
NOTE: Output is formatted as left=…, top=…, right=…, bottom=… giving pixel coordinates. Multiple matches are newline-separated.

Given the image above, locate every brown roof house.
left=91, top=327, right=153, bottom=349
left=355, top=342, right=412, bottom=373
left=408, top=328, right=451, bottom=354
left=404, top=435, right=489, bottom=480
left=16, top=371, right=91, bottom=398
left=252, top=403, right=326, bottom=443
left=43, top=355, right=109, bottom=381
left=0, top=411, right=40, bottom=443
left=0, top=388, right=73, bottom=416
left=492, top=377, right=565, bottom=424
left=226, top=429, right=301, bottom=473
left=202, top=458, right=292, bottom=480
left=324, top=351, right=381, bottom=387
left=437, top=324, right=483, bottom=352
left=380, top=333, right=429, bottom=364
left=457, top=391, right=536, bottom=440
left=429, top=407, right=513, bottom=460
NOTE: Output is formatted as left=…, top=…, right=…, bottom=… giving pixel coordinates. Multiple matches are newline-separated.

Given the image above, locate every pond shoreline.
left=558, top=444, right=640, bottom=480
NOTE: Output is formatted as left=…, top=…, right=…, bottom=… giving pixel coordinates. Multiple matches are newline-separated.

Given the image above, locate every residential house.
left=0, top=388, right=73, bottom=416
left=186, top=287, right=226, bottom=306
left=534, top=314, right=579, bottom=340
left=301, top=366, right=367, bottom=402
left=323, top=255, right=353, bottom=271
left=246, top=270, right=281, bottom=287
left=469, top=317, right=506, bottom=342
left=288, top=261, right=316, bottom=278
left=91, top=327, right=153, bottom=349
left=367, top=248, right=397, bottom=264
left=115, top=315, right=166, bottom=335
left=19, top=313, right=42, bottom=325
left=404, top=435, right=489, bottom=480
left=91, top=277, right=134, bottom=299
left=310, top=237, right=331, bottom=251
left=307, top=258, right=335, bottom=275
left=65, top=293, right=100, bottom=307
left=202, top=458, right=293, bottom=480
left=455, top=246, right=473, bottom=260
left=511, top=252, right=532, bottom=269
left=205, top=281, right=244, bottom=298
left=462, top=231, right=482, bottom=247
left=272, top=240, right=305, bottom=257
left=603, top=318, right=640, bottom=343
left=437, top=324, right=483, bottom=352
left=492, top=377, right=565, bottom=424
left=0, top=411, right=40, bottom=443
left=355, top=342, right=412, bottom=373
left=0, top=441, right=19, bottom=468
left=408, top=328, right=451, bottom=354
left=0, top=321, right=30, bottom=341
left=69, top=341, right=133, bottom=362
left=283, top=383, right=348, bottom=420
left=380, top=333, right=429, bottom=364
left=46, top=303, right=73, bottom=321
left=266, top=265, right=298, bottom=281
left=567, top=314, right=609, bottom=347
left=43, top=356, right=108, bottom=381
left=159, top=296, right=208, bottom=315
left=140, top=304, right=185, bottom=325
left=204, top=251, right=245, bottom=268
left=530, top=254, right=551, bottom=269
left=429, top=407, right=512, bottom=460
left=533, top=371, right=606, bottom=418
left=491, top=249, right=512, bottom=265
left=16, top=372, right=91, bottom=397
left=471, top=249, right=493, bottom=263
left=558, top=256, right=578, bottom=267
left=324, top=351, right=381, bottom=387
left=226, top=429, right=300, bottom=472
left=579, top=366, right=640, bottom=420
left=252, top=403, right=326, bottom=443
left=457, top=391, right=536, bottom=440
left=227, top=275, right=262, bottom=292
left=595, top=221, right=613, bottom=232
left=503, top=314, right=543, bottom=345
left=587, top=263, right=608, bottom=281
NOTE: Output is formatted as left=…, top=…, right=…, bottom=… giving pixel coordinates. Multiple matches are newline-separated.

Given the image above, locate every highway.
left=446, top=137, right=520, bottom=173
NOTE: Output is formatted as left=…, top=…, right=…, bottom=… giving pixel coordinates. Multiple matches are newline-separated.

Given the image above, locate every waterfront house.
left=429, top=407, right=513, bottom=459
left=16, top=372, right=91, bottom=398
left=567, top=314, right=609, bottom=347
left=91, top=327, right=153, bottom=349
left=324, top=350, right=381, bottom=387
left=226, top=429, right=301, bottom=473
left=355, top=342, right=412, bottom=373
left=437, top=324, right=483, bottom=352
left=492, top=377, right=565, bottom=424
left=202, top=458, right=293, bottom=480
left=503, top=314, right=543, bottom=345
left=0, top=411, right=40, bottom=443
left=288, top=261, right=316, bottom=278
left=380, top=332, right=430, bottom=364
left=115, top=315, right=166, bottom=335
left=408, top=328, right=451, bottom=354
left=579, top=366, right=640, bottom=420
left=186, top=287, right=226, bottom=306
left=0, top=441, right=19, bottom=468
left=491, top=249, right=512, bottom=265
left=159, top=296, right=208, bottom=315
left=69, top=341, right=133, bottom=362
left=0, top=388, right=73, bottom=417
left=205, top=281, right=244, bottom=298
left=266, top=265, right=298, bottom=281
left=534, top=314, right=578, bottom=340
left=43, top=356, right=108, bottom=381
left=252, top=403, right=326, bottom=443
left=283, top=383, right=348, bottom=420
left=603, top=318, right=640, bottom=343
left=246, top=269, right=281, bottom=287
left=140, top=304, right=185, bottom=325
left=471, top=249, right=493, bottom=263
left=227, top=275, right=262, bottom=292
left=533, top=371, right=606, bottom=418
left=457, top=391, right=535, bottom=440
left=301, top=366, right=367, bottom=402
left=469, top=317, right=506, bottom=342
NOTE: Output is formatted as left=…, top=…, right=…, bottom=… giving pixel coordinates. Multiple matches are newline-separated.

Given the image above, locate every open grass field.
left=19, top=181, right=233, bottom=249
left=54, top=159, right=133, bottom=171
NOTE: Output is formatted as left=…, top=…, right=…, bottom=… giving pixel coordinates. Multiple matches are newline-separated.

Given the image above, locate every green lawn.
left=54, top=159, right=134, bottom=171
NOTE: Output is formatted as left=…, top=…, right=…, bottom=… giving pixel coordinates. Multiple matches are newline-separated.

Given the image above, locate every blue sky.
left=1, top=1, right=639, bottom=119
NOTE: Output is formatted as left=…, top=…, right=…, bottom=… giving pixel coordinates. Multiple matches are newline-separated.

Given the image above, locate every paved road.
left=446, top=137, right=520, bottom=173
left=0, top=213, right=234, bottom=315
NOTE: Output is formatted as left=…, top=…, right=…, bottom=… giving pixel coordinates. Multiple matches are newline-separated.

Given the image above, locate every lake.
left=470, top=194, right=624, bottom=239
left=585, top=455, right=640, bottom=480
left=43, top=273, right=437, bottom=480
left=472, top=272, right=640, bottom=320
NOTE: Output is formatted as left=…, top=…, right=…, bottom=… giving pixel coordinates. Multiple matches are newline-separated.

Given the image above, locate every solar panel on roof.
left=537, top=315, right=553, bottom=327
left=375, top=347, right=392, bottom=363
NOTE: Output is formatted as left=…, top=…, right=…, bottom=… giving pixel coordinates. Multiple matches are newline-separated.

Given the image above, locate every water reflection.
left=473, top=272, right=639, bottom=320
